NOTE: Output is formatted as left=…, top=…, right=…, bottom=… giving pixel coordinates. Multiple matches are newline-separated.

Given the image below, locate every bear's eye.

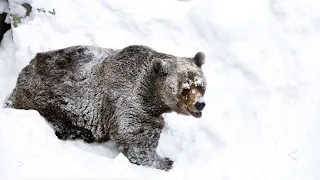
left=182, top=88, right=189, bottom=97
left=181, top=88, right=190, bottom=101
left=197, top=86, right=205, bottom=95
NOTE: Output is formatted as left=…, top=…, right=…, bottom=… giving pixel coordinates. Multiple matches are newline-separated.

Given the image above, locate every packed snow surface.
left=1, top=0, right=320, bottom=179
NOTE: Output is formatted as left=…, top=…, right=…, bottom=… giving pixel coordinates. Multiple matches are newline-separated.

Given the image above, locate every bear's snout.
left=195, top=101, right=205, bottom=111
left=181, top=83, right=205, bottom=118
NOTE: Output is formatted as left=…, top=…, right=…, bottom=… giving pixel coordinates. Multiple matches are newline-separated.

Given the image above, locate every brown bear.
left=4, top=45, right=207, bottom=171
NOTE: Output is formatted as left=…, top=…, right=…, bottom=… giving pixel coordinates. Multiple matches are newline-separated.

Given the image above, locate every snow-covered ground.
left=1, top=0, right=320, bottom=179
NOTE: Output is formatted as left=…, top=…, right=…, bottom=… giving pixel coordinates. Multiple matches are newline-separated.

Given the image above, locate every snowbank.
left=1, top=0, right=320, bottom=179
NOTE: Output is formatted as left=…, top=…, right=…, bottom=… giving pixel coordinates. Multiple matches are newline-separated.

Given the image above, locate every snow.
left=0, top=0, right=9, bottom=13
left=1, top=0, right=320, bottom=179
left=194, top=75, right=206, bottom=87
left=195, top=93, right=204, bottom=104
left=5, top=0, right=33, bottom=17
left=182, top=82, right=190, bottom=89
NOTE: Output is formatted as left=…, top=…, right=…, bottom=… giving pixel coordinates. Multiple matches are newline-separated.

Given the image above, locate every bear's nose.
left=195, top=101, right=205, bottom=111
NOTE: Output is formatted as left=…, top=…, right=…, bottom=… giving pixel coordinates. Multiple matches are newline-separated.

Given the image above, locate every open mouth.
left=188, top=110, right=202, bottom=118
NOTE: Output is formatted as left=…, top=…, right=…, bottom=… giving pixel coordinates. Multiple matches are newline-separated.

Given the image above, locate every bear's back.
left=5, top=45, right=117, bottom=110
left=33, top=45, right=118, bottom=84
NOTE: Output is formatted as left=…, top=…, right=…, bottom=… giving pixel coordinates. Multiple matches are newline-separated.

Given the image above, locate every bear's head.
left=153, top=52, right=207, bottom=118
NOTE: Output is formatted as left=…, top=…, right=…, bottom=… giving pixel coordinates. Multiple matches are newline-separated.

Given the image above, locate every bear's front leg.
left=113, top=122, right=173, bottom=171
left=121, top=142, right=173, bottom=171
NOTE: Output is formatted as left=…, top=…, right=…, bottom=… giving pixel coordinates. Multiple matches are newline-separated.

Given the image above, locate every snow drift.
left=1, top=0, right=320, bottom=179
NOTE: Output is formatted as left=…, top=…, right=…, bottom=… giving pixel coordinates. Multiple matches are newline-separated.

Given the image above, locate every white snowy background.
left=0, top=0, right=320, bottom=179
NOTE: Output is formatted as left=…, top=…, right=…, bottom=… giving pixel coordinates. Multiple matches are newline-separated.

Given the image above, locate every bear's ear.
left=152, top=59, right=174, bottom=76
left=193, top=52, right=205, bottom=67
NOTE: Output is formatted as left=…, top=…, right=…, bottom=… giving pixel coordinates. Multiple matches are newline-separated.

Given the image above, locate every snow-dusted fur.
left=5, top=45, right=207, bottom=171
